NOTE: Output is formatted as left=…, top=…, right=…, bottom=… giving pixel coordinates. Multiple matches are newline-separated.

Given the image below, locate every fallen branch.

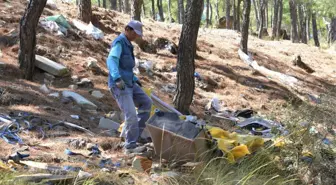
left=238, top=49, right=307, bottom=101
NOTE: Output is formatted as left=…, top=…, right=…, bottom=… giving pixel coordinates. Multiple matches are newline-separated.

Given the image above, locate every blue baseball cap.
left=127, top=20, right=143, bottom=37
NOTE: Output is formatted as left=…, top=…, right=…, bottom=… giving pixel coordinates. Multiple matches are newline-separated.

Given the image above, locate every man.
left=106, top=20, right=152, bottom=153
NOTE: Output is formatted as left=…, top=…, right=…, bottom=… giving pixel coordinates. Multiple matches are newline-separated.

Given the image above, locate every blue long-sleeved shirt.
left=106, top=42, right=138, bottom=83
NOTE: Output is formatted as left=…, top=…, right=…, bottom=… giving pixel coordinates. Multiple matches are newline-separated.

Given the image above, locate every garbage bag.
left=86, top=22, right=104, bottom=40
left=45, top=15, right=71, bottom=29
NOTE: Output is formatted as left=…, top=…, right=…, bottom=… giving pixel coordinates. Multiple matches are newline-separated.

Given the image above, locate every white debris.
left=86, top=22, right=104, bottom=40
left=86, top=57, right=98, bottom=68
left=40, top=84, right=51, bottom=94
left=62, top=90, right=97, bottom=110
left=48, top=92, right=60, bottom=98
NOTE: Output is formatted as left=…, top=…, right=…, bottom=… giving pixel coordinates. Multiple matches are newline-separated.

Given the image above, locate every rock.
left=76, top=78, right=94, bottom=88
left=91, top=90, right=104, bottom=99
left=48, top=92, right=60, bottom=98
left=99, top=117, right=120, bottom=131
left=62, top=90, right=97, bottom=110
left=69, top=84, right=78, bottom=90
left=68, top=138, right=89, bottom=149
left=106, top=111, right=124, bottom=123
left=132, top=156, right=152, bottom=173
left=86, top=57, right=98, bottom=68
left=36, top=45, right=50, bottom=56
left=35, top=55, right=68, bottom=76
left=71, top=75, right=79, bottom=82
left=40, top=84, right=51, bottom=94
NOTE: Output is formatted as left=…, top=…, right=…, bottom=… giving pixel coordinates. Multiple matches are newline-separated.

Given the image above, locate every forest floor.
left=0, top=0, right=336, bottom=184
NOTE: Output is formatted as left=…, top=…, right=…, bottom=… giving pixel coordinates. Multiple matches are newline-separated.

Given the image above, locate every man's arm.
left=106, top=42, right=122, bottom=81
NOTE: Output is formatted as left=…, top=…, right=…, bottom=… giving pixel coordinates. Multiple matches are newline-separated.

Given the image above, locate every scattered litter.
left=71, top=75, right=79, bottom=82
left=91, top=90, right=104, bottom=99
left=76, top=170, right=93, bottom=181
left=308, top=94, right=321, bottom=104
left=99, top=117, right=120, bottom=131
left=39, top=84, right=50, bottom=94
left=45, top=15, right=71, bottom=29
left=68, top=138, right=89, bottom=149
left=99, top=158, right=113, bottom=168
left=76, top=78, right=94, bottom=88
left=205, top=97, right=222, bottom=112
left=35, top=55, right=68, bottom=76
left=237, top=117, right=285, bottom=137
left=86, top=57, right=98, bottom=68
left=70, top=115, right=80, bottom=120
left=61, top=121, right=95, bottom=136
left=39, top=20, right=65, bottom=36
left=161, top=83, right=176, bottom=93
left=86, top=22, right=104, bottom=40
left=322, top=138, right=331, bottom=145
left=64, top=148, right=78, bottom=156
left=62, top=90, right=97, bottom=110
left=194, top=72, right=202, bottom=80
left=8, top=152, right=30, bottom=163
left=14, top=173, right=75, bottom=183
left=309, top=126, right=318, bottom=135
left=63, top=165, right=82, bottom=172
left=69, top=84, right=78, bottom=90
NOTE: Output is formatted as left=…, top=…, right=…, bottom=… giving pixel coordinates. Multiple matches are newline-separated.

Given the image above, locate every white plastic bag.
left=85, top=22, right=104, bottom=40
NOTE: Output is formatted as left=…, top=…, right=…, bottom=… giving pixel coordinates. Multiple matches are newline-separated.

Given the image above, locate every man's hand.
left=115, top=78, right=125, bottom=90
left=135, top=80, right=142, bottom=87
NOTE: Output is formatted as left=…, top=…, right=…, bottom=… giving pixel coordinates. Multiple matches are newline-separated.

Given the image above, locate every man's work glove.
left=115, top=78, right=125, bottom=90
left=135, top=80, right=142, bottom=87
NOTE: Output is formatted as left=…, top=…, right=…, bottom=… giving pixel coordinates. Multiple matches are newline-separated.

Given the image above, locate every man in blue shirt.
left=106, top=20, right=152, bottom=153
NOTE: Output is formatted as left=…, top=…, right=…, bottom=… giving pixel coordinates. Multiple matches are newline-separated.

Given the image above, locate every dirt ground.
left=1, top=0, right=336, bottom=182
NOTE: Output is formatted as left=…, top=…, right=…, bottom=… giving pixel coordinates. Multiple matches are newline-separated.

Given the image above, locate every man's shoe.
left=124, top=145, right=147, bottom=154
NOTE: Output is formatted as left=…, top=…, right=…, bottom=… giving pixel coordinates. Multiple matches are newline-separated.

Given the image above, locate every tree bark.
left=151, top=0, right=155, bottom=20
left=233, top=0, right=236, bottom=30
left=240, top=0, right=251, bottom=54
left=265, top=0, right=268, bottom=28
left=312, top=13, right=320, bottom=47
left=206, top=0, right=210, bottom=27
left=215, top=0, right=219, bottom=25
left=78, top=0, right=92, bottom=24
left=306, top=9, right=311, bottom=41
left=168, top=0, right=172, bottom=22
left=131, top=0, right=143, bottom=21
left=252, top=0, right=260, bottom=30
left=258, top=0, right=265, bottom=38
left=330, top=18, right=336, bottom=44
left=271, top=0, right=278, bottom=40
left=174, top=0, right=204, bottom=114
left=118, top=0, right=122, bottom=12
left=142, top=1, right=146, bottom=17
left=237, top=0, right=241, bottom=31
left=123, top=0, right=130, bottom=13
left=210, top=3, right=213, bottom=25
left=110, top=0, right=117, bottom=10
left=289, top=0, right=299, bottom=43
left=276, top=0, right=282, bottom=40
left=178, top=0, right=185, bottom=24
left=226, top=0, right=231, bottom=29
left=298, top=3, right=307, bottom=44
left=157, top=0, right=164, bottom=21
left=103, top=0, right=107, bottom=8
left=19, top=0, right=47, bottom=80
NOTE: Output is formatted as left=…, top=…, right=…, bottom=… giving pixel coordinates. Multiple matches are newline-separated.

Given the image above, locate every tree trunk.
left=131, top=0, right=143, bottom=21
left=240, top=0, right=251, bottom=54
left=312, top=13, right=320, bottom=47
left=103, top=0, right=107, bottom=8
left=110, top=0, right=117, bottom=10
left=306, top=9, right=310, bottom=41
left=157, top=0, right=164, bottom=21
left=233, top=0, right=236, bottom=30
left=298, top=4, right=307, bottom=44
left=174, top=0, right=204, bottom=114
left=237, top=0, right=241, bottom=31
left=168, top=0, right=172, bottom=22
left=210, top=3, right=213, bottom=25
left=215, top=0, right=219, bottom=25
left=206, top=0, right=210, bottom=27
left=271, top=0, right=278, bottom=40
left=258, top=0, right=265, bottom=38
left=289, top=0, right=299, bottom=43
left=329, top=18, right=336, bottom=44
left=142, top=1, right=146, bottom=17
left=276, top=0, right=282, bottom=40
left=98, top=0, right=100, bottom=7
left=78, top=0, right=92, bottom=24
left=123, top=0, right=130, bottom=13
left=19, top=0, right=47, bottom=80
left=118, top=0, right=122, bottom=12
left=265, top=0, right=268, bottom=28
left=151, top=0, right=155, bottom=20
left=178, top=0, right=185, bottom=24
left=252, top=0, right=260, bottom=30
left=226, top=0, right=231, bottom=29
